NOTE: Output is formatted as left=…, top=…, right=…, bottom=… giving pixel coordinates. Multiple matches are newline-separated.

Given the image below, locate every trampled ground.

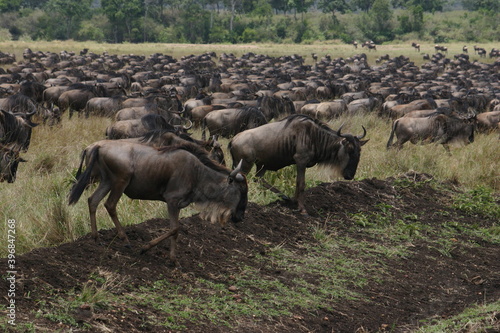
left=1, top=172, right=499, bottom=332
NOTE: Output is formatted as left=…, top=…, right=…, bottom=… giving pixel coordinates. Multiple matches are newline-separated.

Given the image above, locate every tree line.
left=0, top=0, right=498, bottom=44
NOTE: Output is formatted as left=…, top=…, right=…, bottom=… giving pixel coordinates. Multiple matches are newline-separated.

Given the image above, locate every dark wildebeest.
left=106, top=114, right=192, bottom=139
left=386, top=114, right=476, bottom=152
left=58, top=84, right=108, bottom=118
left=0, top=94, right=37, bottom=115
left=68, top=142, right=248, bottom=264
left=201, top=106, right=267, bottom=140
left=0, top=109, right=38, bottom=152
left=229, top=114, right=368, bottom=214
left=257, top=95, right=296, bottom=121
left=85, top=95, right=127, bottom=118
left=0, top=144, right=24, bottom=183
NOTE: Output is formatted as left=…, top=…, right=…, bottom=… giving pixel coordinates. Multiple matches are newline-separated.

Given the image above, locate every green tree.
left=352, top=0, right=374, bottom=12
left=251, top=0, right=273, bottom=19
left=288, top=0, right=315, bottom=15
left=44, top=0, right=93, bottom=39
left=180, top=2, right=210, bottom=43
left=21, top=0, right=50, bottom=8
left=271, top=0, right=291, bottom=14
left=0, top=0, right=21, bottom=12
left=360, top=0, right=394, bottom=42
left=397, top=5, right=423, bottom=34
left=101, top=0, right=143, bottom=42
left=318, top=0, right=350, bottom=23
left=392, top=0, right=444, bottom=11
left=462, top=0, right=499, bottom=11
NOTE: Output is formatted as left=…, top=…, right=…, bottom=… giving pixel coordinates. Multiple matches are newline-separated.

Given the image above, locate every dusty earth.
left=1, top=172, right=499, bottom=332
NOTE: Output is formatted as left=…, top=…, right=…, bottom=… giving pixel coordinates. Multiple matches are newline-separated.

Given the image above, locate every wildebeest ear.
left=360, top=139, right=369, bottom=146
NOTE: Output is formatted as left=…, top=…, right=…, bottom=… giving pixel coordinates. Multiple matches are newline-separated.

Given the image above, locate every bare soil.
left=2, top=173, right=499, bottom=332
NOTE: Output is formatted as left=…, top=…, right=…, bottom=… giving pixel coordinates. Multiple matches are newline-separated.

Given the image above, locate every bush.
left=77, top=20, right=106, bottom=42
left=0, top=28, right=12, bottom=41
left=241, top=28, right=258, bottom=43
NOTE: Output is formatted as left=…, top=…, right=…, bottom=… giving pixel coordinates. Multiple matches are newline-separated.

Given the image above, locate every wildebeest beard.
left=192, top=182, right=237, bottom=225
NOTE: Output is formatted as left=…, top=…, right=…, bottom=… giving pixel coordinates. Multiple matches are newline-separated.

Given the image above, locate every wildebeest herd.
left=1, top=46, right=499, bottom=262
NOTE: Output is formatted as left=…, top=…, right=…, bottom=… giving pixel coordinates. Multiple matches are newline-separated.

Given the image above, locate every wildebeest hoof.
left=124, top=243, right=132, bottom=249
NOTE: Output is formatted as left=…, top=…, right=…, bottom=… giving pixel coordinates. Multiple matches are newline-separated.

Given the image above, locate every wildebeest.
left=300, top=100, right=348, bottom=120
left=362, top=41, right=376, bottom=51
left=229, top=114, right=368, bottom=214
left=0, top=109, right=38, bottom=152
left=476, top=111, right=500, bottom=132
left=386, top=114, right=476, bottom=151
left=387, top=98, right=438, bottom=119
left=201, top=106, right=267, bottom=140
left=0, top=144, right=24, bottom=183
left=68, top=142, right=248, bottom=264
left=58, top=84, right=108, bottom=118
left=106, top=114, right=191, bottom=139
left=85, top=95, right=127, bottom=117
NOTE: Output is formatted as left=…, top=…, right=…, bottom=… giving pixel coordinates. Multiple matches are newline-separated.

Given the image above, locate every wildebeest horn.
left=26, top=109, right=37, bottom=118
left=356, top=126, right=367, bottom=139
left=183, top=119, right=193, bottom=130
left=230, top=160, right=244, bottom=180
left=336, top=123, right=345, bottom=137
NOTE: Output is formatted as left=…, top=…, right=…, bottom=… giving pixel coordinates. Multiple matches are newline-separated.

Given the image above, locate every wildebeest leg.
left=141, top=204, right=180, bottom=265
left=295, top=164, right=308, bottom=215
left=255, top=167, right=290, bottom=201
left=103, top=181, right=131, bottom=246
left=87, top=182, right=112, bottom=241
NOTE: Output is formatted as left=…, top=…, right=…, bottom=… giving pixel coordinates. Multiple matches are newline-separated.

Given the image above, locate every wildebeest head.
left=0, top=146, right=24, bottom=183
left=334, top=125, right=369, bottom=180
left=197, top=159, right=247, bottom=224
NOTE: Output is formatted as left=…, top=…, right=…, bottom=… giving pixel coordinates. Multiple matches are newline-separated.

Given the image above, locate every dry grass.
left=1, top=40, right=498, bottom=67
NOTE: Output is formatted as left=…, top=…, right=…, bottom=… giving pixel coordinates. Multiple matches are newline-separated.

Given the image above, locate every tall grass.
left=1, top=112, right=498, bottom=257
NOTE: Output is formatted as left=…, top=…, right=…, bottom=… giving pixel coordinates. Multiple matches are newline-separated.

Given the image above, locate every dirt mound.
left=2, top=174, right=499, bottom=332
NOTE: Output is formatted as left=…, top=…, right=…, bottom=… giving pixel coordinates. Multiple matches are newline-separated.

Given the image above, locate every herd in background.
left=1, top=45, right=499, bottom=260
left=0, top=46, right=499, bottom=185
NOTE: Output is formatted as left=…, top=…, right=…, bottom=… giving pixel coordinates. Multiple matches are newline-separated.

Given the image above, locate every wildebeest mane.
left=284, top=114, right=334, bottom=133
left=158, top=143, right=230, bottom=175
left=138, top=129, right=195, bottom=145
left=2, top=94, right=37, bottom=113
left=68, top=83, right=93, bottom=91
left=0, top=110, right=24, bottom=146
left=141, top=114, right=169, bottom=130
left=237, top=106, right=267, bottom=131
left=283, top=114, right=349, bottom=166
left=442, top=114, right=476, bottom=140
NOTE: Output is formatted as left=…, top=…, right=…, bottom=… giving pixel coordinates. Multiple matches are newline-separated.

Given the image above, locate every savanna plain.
left=0, top=41, right=499, bottom=332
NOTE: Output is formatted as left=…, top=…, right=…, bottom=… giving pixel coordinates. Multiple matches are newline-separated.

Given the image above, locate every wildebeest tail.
left=386, top=119, right=399, bottom=149
left=68, top=146, right=99, bottom=205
